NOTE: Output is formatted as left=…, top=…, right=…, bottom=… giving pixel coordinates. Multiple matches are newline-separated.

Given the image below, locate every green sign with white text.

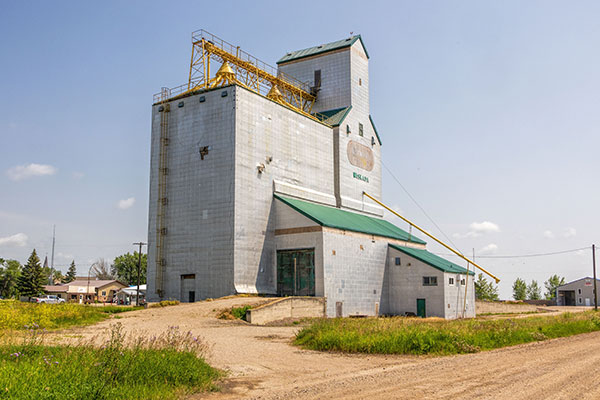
left=353, top=172, right=369, bottom=182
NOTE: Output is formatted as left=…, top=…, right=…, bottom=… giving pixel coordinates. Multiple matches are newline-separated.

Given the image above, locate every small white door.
left=585, top=298, right=591, bottom=306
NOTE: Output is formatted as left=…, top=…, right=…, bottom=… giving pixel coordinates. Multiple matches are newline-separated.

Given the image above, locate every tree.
left=474, top=273, right=499, bottom=301
left=512, top=278, right=527, bottom=301
left=90, top=259, right=115, bottom=280
left=62, top=260, right=77, bottom=283
left=112, top=252, right=147, bottom=285
left=52, top=269, right=64, bottom=284
left=544, top=275, right=566, bottom=300
left=527, top=280, right=542, bottom=300
left=16, top=249, right=46, bottom=298
left=0, top=258, right=22, bottom=298
left=41, top=255, right=52, bottom=285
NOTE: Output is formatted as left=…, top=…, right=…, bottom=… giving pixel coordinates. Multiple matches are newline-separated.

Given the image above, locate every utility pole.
left=133, top=242, right=147, bottom=306
left=593, top=244, right=597, bottom=311
left=50, top=225, right=56, bottom=285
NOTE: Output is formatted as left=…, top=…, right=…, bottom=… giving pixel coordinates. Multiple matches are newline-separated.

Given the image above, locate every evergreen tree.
left=16, top=249, right=45, bottom=298
left=63, top=260, right=77, bottom=283
left=512, top=278, right=527, bottom=300
left=474, top=273, right=500, bottom=301
left=527, top=280, right=542, bottom=300
left=544, top=275, right=566, bottom=300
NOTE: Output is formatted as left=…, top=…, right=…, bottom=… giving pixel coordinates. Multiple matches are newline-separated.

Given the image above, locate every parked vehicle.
left=32, top=295, right=66, bottom=304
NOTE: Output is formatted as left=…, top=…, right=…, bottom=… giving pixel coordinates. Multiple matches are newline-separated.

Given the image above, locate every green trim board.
left=369, top=115, right=382, bottom=145
left=274, top=194, right=426, bottom=245
left=277, top=35, right=369, bottom=64
left=314, top=106, right=352, bottom=127
left=389, top=244, right=475, bottom=275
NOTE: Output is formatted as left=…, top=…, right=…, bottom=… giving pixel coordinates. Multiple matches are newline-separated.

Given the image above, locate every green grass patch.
left=295, top=312, right=600, bottom=355
left=97, top=306, right=144, bottom=314
left=217, top=305, right=251, bottom=321
left=0, top=324, right=220, bottom=399
left=0, top=300, right=140, bottom=331
left=231, top=305, right=251, bottom=320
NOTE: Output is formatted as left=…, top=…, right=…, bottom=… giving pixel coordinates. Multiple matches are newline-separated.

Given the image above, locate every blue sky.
left=1, top=1, right=599, bottom=298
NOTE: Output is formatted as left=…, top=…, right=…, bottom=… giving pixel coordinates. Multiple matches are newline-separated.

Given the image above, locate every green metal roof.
left=274, top=195, right=426, bottom=244
left=277, top=35, right=369, bottom=64
left=389, top=244, right=475, bottom=275
left=369, top=115, right=382, bottom=145
left=314, top=106, right=352, bottom=127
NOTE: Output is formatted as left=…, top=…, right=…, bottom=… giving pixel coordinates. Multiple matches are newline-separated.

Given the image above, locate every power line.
left=433, top=246, right=590, bottom=259
left=381, top=160, right=464, bottom=254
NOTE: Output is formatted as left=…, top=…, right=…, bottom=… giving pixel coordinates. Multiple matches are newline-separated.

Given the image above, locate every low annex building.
left=146, top=30, right=476, bottom=318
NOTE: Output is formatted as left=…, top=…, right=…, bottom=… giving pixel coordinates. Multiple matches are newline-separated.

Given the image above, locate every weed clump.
left=217, top=305, right=251, bottom=321
left=149, top=300, right=180, bottom=308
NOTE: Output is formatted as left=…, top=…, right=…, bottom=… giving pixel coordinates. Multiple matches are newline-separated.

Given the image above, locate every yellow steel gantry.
left=184, top=29, right=320, bottom=122
left=363, top=191, right=501, bottom=283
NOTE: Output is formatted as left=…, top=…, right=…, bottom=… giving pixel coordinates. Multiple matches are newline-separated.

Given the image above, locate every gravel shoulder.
left=61, top=298, right=600, bottom=399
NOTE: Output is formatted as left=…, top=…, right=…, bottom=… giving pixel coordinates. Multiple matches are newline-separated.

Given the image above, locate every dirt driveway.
left=65, top=298, right=600, bottom=399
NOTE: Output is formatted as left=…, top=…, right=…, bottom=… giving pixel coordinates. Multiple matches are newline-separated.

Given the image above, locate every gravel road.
left=66, top=298, right=600, bottom=399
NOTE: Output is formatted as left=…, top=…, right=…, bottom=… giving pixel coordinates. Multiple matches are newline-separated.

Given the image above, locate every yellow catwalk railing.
left=154, top=30, right=327, bottom=124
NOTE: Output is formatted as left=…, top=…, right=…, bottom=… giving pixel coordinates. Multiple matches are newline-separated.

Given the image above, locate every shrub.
left=217, top=305, right=251, bottom=321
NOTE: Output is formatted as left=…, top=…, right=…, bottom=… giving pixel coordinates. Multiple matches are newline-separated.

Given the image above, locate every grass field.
left=0, top=324, right=220, bottom=399
left=0, top=300, right=142, bottom=331
left=295, top=312, right=600, bottom=355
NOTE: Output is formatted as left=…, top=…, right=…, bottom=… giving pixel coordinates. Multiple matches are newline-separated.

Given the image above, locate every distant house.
left=43, top=278, right=127, bottom=303
left=556, top=277, right=600, bottom=306
left=115, top=284, right=147, bottom=305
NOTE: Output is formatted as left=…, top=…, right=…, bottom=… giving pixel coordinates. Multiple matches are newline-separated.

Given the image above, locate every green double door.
left=277, top=249, right=315, bottom=296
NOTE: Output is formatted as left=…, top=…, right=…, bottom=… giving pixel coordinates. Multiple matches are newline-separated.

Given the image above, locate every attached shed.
left=387, top=245, right=476, bottom=319
left=556, top=277, right=599, bottom=306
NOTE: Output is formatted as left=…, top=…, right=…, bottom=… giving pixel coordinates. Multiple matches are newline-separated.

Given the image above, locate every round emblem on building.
left=347, top=140, right=374, bottom=171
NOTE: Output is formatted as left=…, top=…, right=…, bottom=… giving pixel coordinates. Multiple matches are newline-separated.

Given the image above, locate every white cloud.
left=0, top=233, right=28, bottom=247
left=479, top=243, right=498, bottom=255
left=543, top=230, right=555, bottom=239
left=117, top=197, right=135, bottom=210
left=57, top=252, right=74, bottom=261
left=563, top=227, right=577, bottom=238
left=453, top=221, right=500, bottom=239
left=6, top=163, right=57, bottom=181
left=72, top=171, right=85, bottom=179
left=470, top=221, right=500, bottom=234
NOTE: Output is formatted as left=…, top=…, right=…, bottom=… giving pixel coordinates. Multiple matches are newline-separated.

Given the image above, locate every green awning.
left=389, top=244, right=475, bottom=275
left=274, top=195, right=425, bottom=245
left=314, top=106, right=352, bottom=127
